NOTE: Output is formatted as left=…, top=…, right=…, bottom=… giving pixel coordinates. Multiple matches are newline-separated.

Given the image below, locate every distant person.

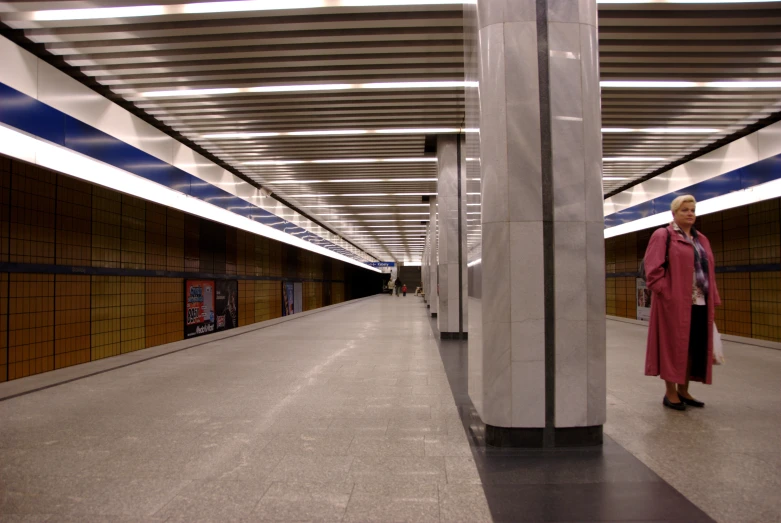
left=395, top=278, right=403, bottom=297
left=643, top=195, right=720, bottom=411
left=402, top=284, right=407, bottom=297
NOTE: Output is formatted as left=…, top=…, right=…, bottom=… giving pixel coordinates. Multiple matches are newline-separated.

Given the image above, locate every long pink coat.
left=644, top=224, right=721, bottom=384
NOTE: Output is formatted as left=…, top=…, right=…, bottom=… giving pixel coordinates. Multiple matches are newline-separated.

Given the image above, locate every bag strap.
left=662, top=228, right=671, bottom=270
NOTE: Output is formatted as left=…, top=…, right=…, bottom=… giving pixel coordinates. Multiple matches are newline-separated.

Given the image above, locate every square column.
left=428, top=197, right=438, bottom=317
left=436, top=135, right=469, bottom=338
left=470, top=0, right=605, bottom=447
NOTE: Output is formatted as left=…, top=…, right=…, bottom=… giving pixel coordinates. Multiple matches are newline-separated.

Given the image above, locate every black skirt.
left=689, top=305, right=708, bottom=382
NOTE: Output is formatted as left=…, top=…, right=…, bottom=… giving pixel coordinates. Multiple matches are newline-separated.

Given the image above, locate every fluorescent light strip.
left=603, top=177, right=630, bottom=181
left=601, top=80, right=781, bottom=88
left=293, top=193, right=437, bottom=197
left=604, top=177, right=781, bottom=239
left=603, top=157, right=666, bottom=162
left=302, top=204, right=431, bottom=208
left=268, top=178, right=437, bottom=184
left=203, top=128, right=463, bottom=139
left=33, top=1, right=477, bottom=22
left=326, top=219, right=428, bottom=223
left=245, top=158, right=437, bottom=166
left=598, top=0, right=781, bottom=5
left=0, top=124, right=379, bottom=272
left=142, top=81, right=475, bottom=98
left=467, top=258, right=482, bottom=267
left=601, top=127, right=720, bottom=134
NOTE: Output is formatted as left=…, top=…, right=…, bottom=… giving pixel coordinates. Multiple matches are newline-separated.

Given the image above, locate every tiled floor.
left=604, top=318, right=781, bottom=523
left=0, top=296, right=490, bottom=522
left=0, top=296, right=778, bottom=522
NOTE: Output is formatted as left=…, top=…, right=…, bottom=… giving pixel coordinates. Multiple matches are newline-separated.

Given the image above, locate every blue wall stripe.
left=605, top=152, right=781, bottom=229
left=0, top=81, right=365, bottom=262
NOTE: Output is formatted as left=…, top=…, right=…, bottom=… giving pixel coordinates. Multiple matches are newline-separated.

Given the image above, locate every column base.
left=485, top=425, right=603, bottom=448
left=430, top=312, right=437, bottom=318
left=440, top=332, right=468, bottom=340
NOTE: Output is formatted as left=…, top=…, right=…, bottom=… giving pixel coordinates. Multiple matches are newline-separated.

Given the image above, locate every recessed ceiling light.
left=244, top=158, right=437, bottom=165
left=598, top=0, right=780, bottom=4
left=203, top=128, right=465, bottom=139
left=603, top=177, right=630, bottom=181
left=141, top=81, right=474, bottom=98
left=268, top=178, right=437, bottom=184
left=293, top=193, right=437, bottom=197
left=601, top=80, right=781, bottom=88
left=32, top=1, right=477, bottom=22
left=603, top=157, right=666, bottom=162
left=601, top=128, right=719, bottom=134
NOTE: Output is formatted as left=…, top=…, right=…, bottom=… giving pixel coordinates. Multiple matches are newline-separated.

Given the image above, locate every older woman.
left=644, top=195, right=721, bottom=411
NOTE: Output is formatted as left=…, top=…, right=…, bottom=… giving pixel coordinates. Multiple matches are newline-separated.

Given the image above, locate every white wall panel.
left=605, top=128, right=764, bottom=216
left=0, top=36, right=38, bottom=98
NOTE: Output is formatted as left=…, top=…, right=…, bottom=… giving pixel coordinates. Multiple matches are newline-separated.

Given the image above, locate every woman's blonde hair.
left=671, top=194, right=696, bottom=214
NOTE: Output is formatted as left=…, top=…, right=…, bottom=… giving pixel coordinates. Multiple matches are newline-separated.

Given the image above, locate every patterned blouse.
left=672, top=222, right=707, bottom=306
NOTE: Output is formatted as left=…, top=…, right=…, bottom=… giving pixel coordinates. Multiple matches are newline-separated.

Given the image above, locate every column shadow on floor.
left=429, top=317, right=715, bottom=523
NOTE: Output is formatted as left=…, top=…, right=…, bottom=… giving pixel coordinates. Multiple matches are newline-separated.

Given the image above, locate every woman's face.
left=673, top=201, right=696, bottom=227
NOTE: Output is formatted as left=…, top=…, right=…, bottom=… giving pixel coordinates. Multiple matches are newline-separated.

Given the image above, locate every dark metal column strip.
left=457, top=135, right=464, bottom=336
left=536, top=0, right=556, bottom=448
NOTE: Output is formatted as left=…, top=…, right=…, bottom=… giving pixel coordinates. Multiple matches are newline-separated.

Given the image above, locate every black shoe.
left=678, top=395, right=705, bottom=408
left=663, top=396, right=686, bottom=411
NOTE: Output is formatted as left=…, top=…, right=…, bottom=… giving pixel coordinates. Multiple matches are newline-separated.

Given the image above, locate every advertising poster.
left=636, top=278, right=652, bottom=322
left=282, top=282, right=295, bottom=316
left=185, top=280, right=215, bottom=338
left=185, top=279, right=239, bottom=338
left=215, top=280, right=239, bottom=332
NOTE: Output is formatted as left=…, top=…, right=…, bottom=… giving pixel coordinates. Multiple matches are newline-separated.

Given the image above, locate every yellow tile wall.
left=92, top=187, right=122, bottom=268
left=145, top=277, right=183, bottom=348
left=121, top=195, right=145, bottom=269
left=56, top=176, right=92, bottom=266
left=166, top=208, right=185, bottom=272
left=54, top=275, right=91, bottom=369
left=0, top=159, right=10, bottom=263
left=121, top=277, right=145, bottom=353
left=0, top=273, right=7, bottom=382
left=748, top=200, right=780, bottom=266
left=332, top=282, right=345, bottom=304
left=238, top=279, right=253, bottom=326
left=8, top=274, right=55, bottom=379
left=9, top=164, right=56, bottom=264
left=145, top=202, right=167, bottom=270
left=751, top=271, right=781, bottom=342
left=91, top=275, right=121, bottom=360
left=254, top=280, right=274, bottom=322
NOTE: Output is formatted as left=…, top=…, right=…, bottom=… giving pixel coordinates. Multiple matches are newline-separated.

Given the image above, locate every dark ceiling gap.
left=0, top=21, right=377, bottom=262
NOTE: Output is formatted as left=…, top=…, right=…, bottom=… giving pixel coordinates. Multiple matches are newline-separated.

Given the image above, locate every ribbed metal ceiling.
left=1, top=1, right=780, bottom=262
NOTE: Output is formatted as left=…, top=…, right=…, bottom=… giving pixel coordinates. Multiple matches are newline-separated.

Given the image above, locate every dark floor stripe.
left=429, top=315, right=715, bottom=523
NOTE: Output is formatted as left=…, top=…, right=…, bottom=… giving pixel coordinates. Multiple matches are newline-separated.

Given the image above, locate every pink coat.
left=644, top=224, right=721, bottom=385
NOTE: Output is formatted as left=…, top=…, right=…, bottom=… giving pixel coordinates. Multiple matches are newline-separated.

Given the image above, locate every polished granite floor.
left=0, top=295, right=777, bottom=522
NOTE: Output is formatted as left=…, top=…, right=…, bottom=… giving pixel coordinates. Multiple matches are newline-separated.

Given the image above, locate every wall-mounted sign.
left=185, top=279, right=238, bottom=338
left=366, top=262, right=396, bottom=268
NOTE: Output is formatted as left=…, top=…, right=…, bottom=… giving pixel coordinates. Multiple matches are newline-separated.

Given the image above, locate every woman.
left=644, top=195, right=721, bottom=411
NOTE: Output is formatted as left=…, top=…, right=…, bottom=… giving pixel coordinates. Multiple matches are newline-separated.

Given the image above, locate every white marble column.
left=436, top=135, right=469, bottom=338
left=428, top=197, right=438, bottom=317
left=471, top=0, right=605, bottom=446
